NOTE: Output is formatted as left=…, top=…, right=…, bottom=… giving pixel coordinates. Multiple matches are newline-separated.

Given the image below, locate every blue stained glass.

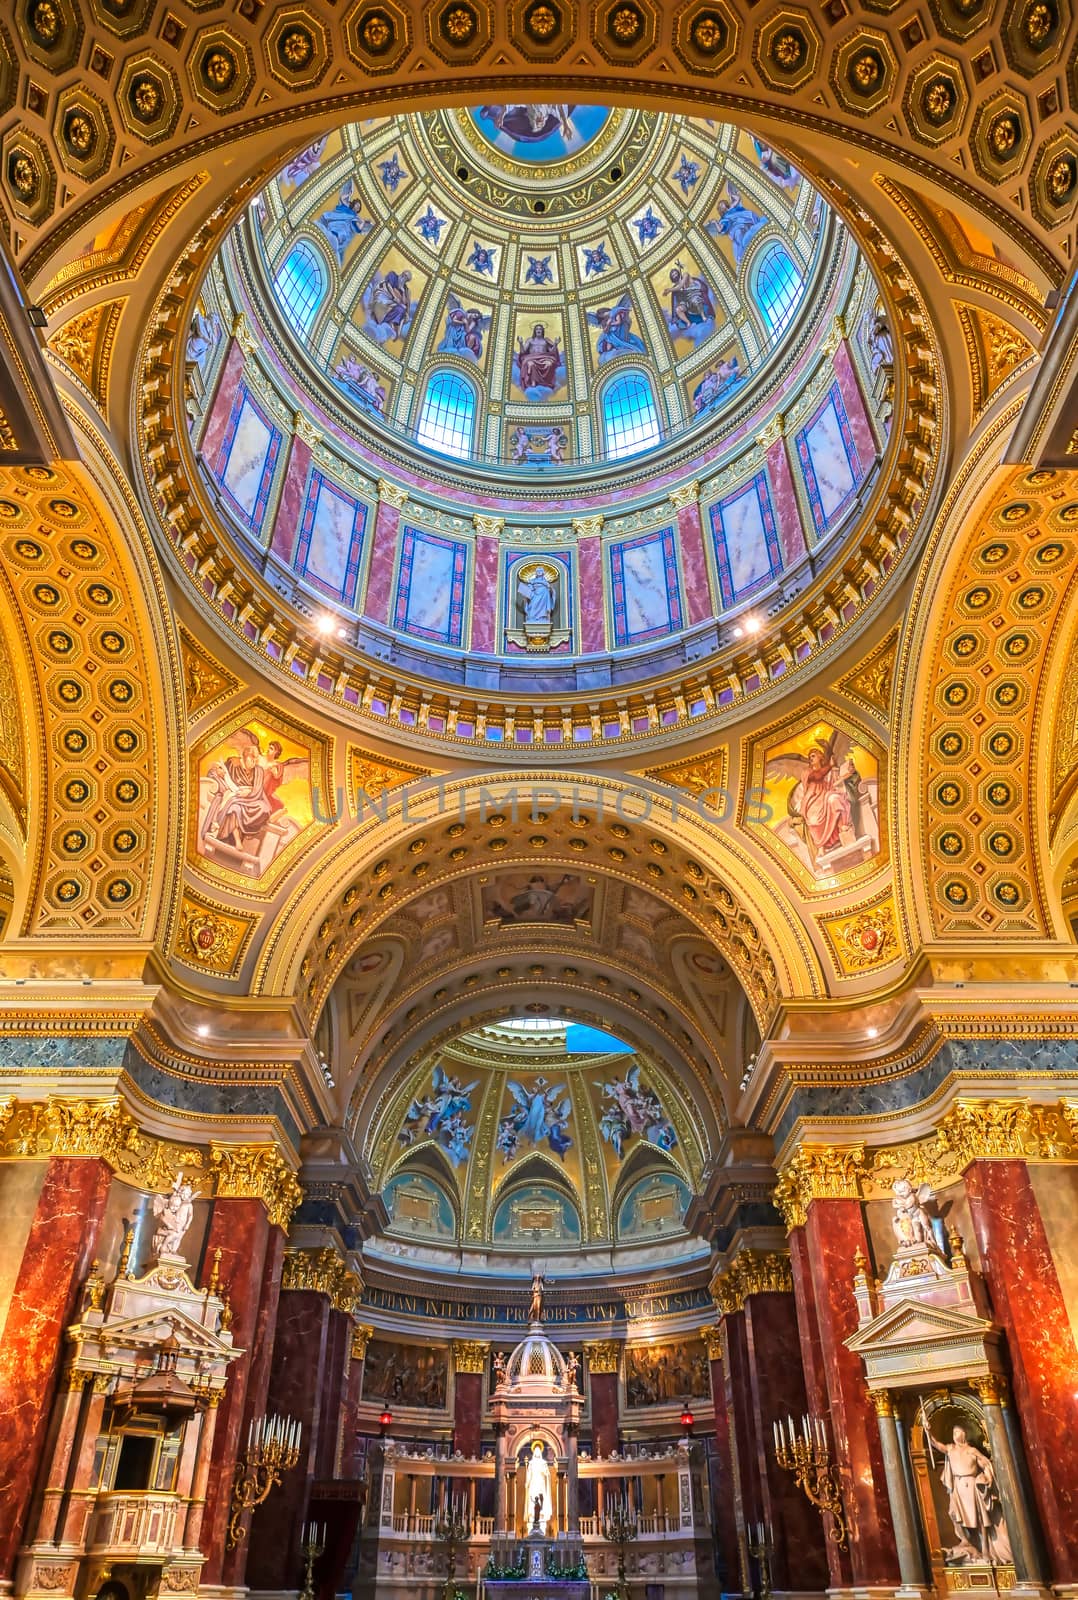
left=755, top=243, right=804, bottom=337
left=417, top=371, right=476, bottom=459
left=603, top=371, right=661, bottom=460
left=273, top=240, right=326, bottom=336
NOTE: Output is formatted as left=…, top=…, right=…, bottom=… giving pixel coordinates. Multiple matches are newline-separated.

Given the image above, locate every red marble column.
left=270, top=434, right=313, bottom=562
left=454, top=1370, right=484, bottom=1459
left=246, top=1287, right=332, bottom=1591
left=743, top=1290, right=829, bottom=1591
left=588, top=1368, right=619, bottom=1458
left=0, top=1156, right=111, bottom=1578
left=722, top=1310, right=763, bottom=1542
left=709, top=1349, right=746, bottom=1592
left=765, top=437, right=807, bottom=565
left=577, top=535, right=606, bottom=654
left=362, top=499, right=402, bottom=624
left=803, top=1199, right=899, bottom=1585
left=218, top=1223, right=286, bottom=1588
left=314, top=1307, right=352, bottom=1480
left=964, top=1159, right=1078, bottom=1580
left=788, top=1226, right=851, bottom=1587
left=676, top=501, right=712, bottom=624
left=470, top=533, right=500, bottom=652
left=197, top=1197, right=272, bottom=1583
left=339, top=1337, right=366, bottom=1481
left=833, top=340, right=878, bottom=469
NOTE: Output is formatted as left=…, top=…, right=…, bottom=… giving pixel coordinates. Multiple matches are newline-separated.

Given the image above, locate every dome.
left=503, top=1328, right=568, bottom=1396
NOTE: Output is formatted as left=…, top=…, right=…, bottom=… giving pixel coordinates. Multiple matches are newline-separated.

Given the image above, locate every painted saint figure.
left=707, top=183, right=766, bottom=266
left=366, top=270, right=415, bottom=342
left=923, top=1418, right=1014, bottom=1565
left=316, top=181, right=373, bottom=266
left=663, top=261, right=716, bottom=339
left=588, top=294, right=647, bottom=360
left=515, top=324, right=564, bottom=395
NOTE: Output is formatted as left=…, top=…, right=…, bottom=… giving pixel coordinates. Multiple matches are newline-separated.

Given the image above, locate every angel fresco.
left=497, top=1077, right=573, bottom=1163
left=588, top=294, right=647, bottom=362
left=398, top=1063, right=478, bottom=1167
left=479, top=104, right=574, bottom=143
left=364, top=269, right=416, bottom=343
left=706, top=183, right=767, bottom=267
left=762, top=724, right=880, bottom=880
left=198, top=726, right=310, bottom=878
left=282, top=136, right=327, bottom=188
left=437, top=294, right=490, bottom=362
left=691, top=354, right=743, bottom=414
left=752, top=137, right=801, bottom=191
left=316, top=181, right=373, bottom=266
left=596, top=1064, right=677, bottom=1160
left=662, top=261, right=716, bottom=345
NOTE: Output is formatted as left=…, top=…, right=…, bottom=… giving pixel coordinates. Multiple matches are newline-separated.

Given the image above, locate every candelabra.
left=434, top=1494, right=470, bottom=1600
left=227, top=1414, right=302, bottom=1548
left=747, top=1520, right=773, bottom=1600
left=601, top=1497, right=639, bottom=1600
left=772, top=1414, right=848, bottom=1550
left=298, top=1520, right=325, bottom=1600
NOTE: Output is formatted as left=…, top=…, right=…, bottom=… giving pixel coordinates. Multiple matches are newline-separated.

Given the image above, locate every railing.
left=89, top=1493, right=182, bottom=1556
left=386, top=1512, right=681, bottom=1541
left=388, top=1511, right=495, bottom=1537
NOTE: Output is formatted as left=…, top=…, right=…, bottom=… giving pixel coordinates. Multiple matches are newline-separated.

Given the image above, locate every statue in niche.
left=517, top=566, right=557, bottom=629
left=922, top=1414, right=1014, bottom=1565
left=493, top=1350, right=507, bottom=1388
left=525, top=1442, right=552, bottom=1532
left=565, top=1350, right=580, bottom=1391
left=152, top=1172, right=197, bottom=1259
left=869, top=311, right=895, bottom=376
left=891, top=1178, right=945, bottom=1255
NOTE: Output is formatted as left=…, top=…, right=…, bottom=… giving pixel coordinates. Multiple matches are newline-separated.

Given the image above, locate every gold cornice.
left=584, top=1339, right=621, bottom=1375
left=281, top=1246, right=363, bottom=1316
left=452, top=1339, right=490, bottom=1374
left=710, top=1248, right=793, bottom=1314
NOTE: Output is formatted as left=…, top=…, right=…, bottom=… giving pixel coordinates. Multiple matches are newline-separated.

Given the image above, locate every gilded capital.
left=870, top=1388, right=895, bottom=1418
left=700, top=1324, right=724, bottom=1362
left=774, top=1144, right=867, bottom=1231
left=377, top=479, right=409, bottom=510
left=572, top=514, right=604, bottom=538
left=452, top=1339, right=490, bottom=1375
left=970, top=1373, right=1009, bottom=1406
left=473, top=514, right=505, bottom=538
left=934, top=1099, right=1076, bottom=1168
left=210, top=1143, right=303, bottom=1230
left=584, top=1339, right=621, bottom=1375
left=351, top=1324, right=375, bottom=1361
left=668, top=481, right=699, bottom=511
left=281, top=1247, right=364, bottom=1316
left=711, top=1249, right=793, bottom=1314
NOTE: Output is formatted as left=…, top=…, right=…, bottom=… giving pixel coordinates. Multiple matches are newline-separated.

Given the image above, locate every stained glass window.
left=603, top=372, right=661, bottom=460
left=755, top=244, right=804, bottom=337
left=273, top=241, right=327, bottom=337
left=417, top=371, right=476, bottom=458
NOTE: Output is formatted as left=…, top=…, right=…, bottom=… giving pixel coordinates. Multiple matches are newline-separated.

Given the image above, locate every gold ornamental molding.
left=452, top=1339, right=490, bottom=1374
left=281, top=1246, right=363, bottom=1316
left=710, top=1249, right=793, bottom=1315
left=0, top=1096, right=302, bottom=1228
left=351, top=1324, right=374, bottom=1361
left=584, top=1339, right=621, bottom=1375
left=774, top=1098, right=1078, bottom=1229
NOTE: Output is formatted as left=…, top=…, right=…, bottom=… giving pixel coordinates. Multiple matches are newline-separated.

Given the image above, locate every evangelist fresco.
left=398, top=1063, right=478, bottom=1168
left=705, top=183, right=767, bottom=269
left=470, top=104, right=611, bottom=163
left=383, top=1172, right=457, bottom=1239
left=587, top=294, right=648, bottom=366
left=617, top=1173, right=691, bottom=1241
left=194, top=715, right=315, bottom=883
left=596, top=1065, right=677, bottom=1159
left=436, top=293, right=492, bottom=364
left=481, top=873, right=593, bottom=926
left=654, top=256, right=718, bottom=350
left=496, top=1077, right=574, bottom=1163
left=756, top=717, right=882, bottom=885
left=624, top=1339, right=710, bottom=1407
left=315, top=180, right=373, bottom=267
left=360, top=251, right=426, bottom=347
left=491, top=1183, right=582, bottom=1244
left=363, top=1339, right=448, bottom=1408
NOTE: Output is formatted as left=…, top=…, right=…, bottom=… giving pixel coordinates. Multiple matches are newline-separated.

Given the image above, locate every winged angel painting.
left=398, top=1063, right=478, bottom=1167
left=497, top=1077, right=573, bottom=1162
left=761, top=722, right=880, bottom=882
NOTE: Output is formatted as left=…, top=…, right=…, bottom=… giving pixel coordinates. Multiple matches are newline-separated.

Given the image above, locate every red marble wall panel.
left=271, top=435, right=312, bottom=562
left=0, top=1157, right=111, bottom=1578
left=362, top=500, right=401, bottom=625
left=804, top=1199, right=898, bottom=1584
left=676, top=502, right=712, bottom=624
left=198, top=1198, right=271, bottom=1584
left=589, top=1370, right=619, bottom=1458
left=454, top=1370, right=483, bottom=1459
left=198, top=339, right=246, bottom=469
left=339, top=1350, right=365, bottom=1481
left=470, top=533, right=500, bottom=653
left=743, top=1291, right=829, bottom=1590
left=577, top=536, right=606, bottom=654
left=766, top=438, right=807, bottom=564
left=833, top=341, right=878, bottom=471
left=965, top=1159, right=1078, bottom=1579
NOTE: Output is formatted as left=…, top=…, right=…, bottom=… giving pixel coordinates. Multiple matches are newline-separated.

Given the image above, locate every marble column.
left=871, top=1391, right=928, bottom=1595
left=0, top=1155, right=111, bottom=1580
left=566, top=1422, right=579, bottom=1534
left=34, top=1372, right=87, bottom=1544
left=707, top=1345, right=743, bottom=1593
left=246, top=1285, right=332, bottom=1591
left=219, top=1221, right=286, bottom=1587
left=802, top=1198, right=900, bottom=1586
left=742, top=1288, right=830, bottom=1593
left=338, top=1326, right=370, bottom=1481
left=494, top=1423, right=508, bottom=1532
left=586, top=1353, right=620, bottom=1458
left=971, top=1375, right=1044, bottom=1587
left=197, top=1197, right=275, bottom=1584
left=964, top=1158, right=1078, bottom=1581
left=722, top=1307, right=762, bottom=1568
left=453, top=1368, right=484, bottom=1459
left=314, top=1306, right=351, bottom=1480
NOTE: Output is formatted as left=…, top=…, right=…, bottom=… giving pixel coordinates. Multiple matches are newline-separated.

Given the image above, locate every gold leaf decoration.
left=173, top=890, right=255, bottom=977
left=819, top=892, right=901, bottom=976
left=48, top=300, right=123, bottom=407
left=348, top=746, right=440, bottom=812
left=638, top=746, right=728, bottom=809
left=955, top=302, right=1036, bottom=418
left=179, top=627, right=238, bottom=721
left=837, top=627, right=898, bottom=722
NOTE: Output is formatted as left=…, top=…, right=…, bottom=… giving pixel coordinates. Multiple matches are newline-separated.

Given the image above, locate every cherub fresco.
left=281, top=136, right=327, bottom=188
left=316, top=181, right=373, bottom=266
left=596, top=1064, right=677, bottom=1159
left=587, top=294, right=647, bottom=362
left=197, top=725, right=311, bottom=879
left=582, top=241, right=612, bottom=277
left=437, top=294, right=490, bottom=362
left=691, top=354, right=743, bottom=414
left=398, top=1062, right=478, bottom=1167
left=762, top=724, right=880, bottom=880
left=510, top=425, right=568, bottom=465
left=524, top=255, right=555, bottom=286
left=752, top=137, right=800, bottom=190
left=496, top=1077, right=573, bottom=1163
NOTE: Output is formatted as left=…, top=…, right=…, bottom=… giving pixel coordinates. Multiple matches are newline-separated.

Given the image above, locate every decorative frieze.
left=281, top=1245, right=363, bottom=1316
left=710, top=1249, right=793, bottom=1314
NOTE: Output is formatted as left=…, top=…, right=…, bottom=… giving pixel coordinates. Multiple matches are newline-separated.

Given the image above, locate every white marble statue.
left=891, top=1178, right=940, bottom=1253
left=923, top=1419, right=1013, bottom=1565
left=525, top=1442, right=552, bottom=1532
left=518, top=568, right=557, bottom=627
left=869, top=312, right=895, bottom=374
left=152, top=1172, right=197, bottom=1258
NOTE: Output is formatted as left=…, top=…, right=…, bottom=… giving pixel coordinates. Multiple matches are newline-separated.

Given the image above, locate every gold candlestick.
left=772, top=1414, right=848, bottom=1550
left=227, top=1413, right=303, bottom=1548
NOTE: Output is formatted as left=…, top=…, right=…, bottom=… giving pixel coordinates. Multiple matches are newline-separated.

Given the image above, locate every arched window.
left=273, top=240, right=327, bottom=337
left=416, top=371, right=476, bottom=459
left=602, top=371, right=661, bottom=460
left=754, top=244, right=804, bottom=337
